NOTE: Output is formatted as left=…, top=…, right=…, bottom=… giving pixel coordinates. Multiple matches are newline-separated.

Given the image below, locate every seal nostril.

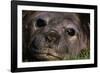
left=45, top=35, right=53, bottom=42
left=45, top=30, right=60, bottom=43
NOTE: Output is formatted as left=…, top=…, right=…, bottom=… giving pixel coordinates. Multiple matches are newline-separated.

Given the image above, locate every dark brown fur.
left=22, top=11, right=90, bottom=61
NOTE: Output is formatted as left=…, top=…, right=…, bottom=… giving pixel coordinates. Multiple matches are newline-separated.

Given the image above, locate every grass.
left=64, top=49, right=90, bottom=60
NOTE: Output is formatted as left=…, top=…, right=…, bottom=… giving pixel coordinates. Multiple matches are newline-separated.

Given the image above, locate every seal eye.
left=36, top=18, right=46, bottom=27
left=65, top=28, right=75, bottom=36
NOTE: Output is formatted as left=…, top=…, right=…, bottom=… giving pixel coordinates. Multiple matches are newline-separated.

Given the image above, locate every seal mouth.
left=31, top=48, right=63, bottom=60
left=46, top=52, right=63, bottom=60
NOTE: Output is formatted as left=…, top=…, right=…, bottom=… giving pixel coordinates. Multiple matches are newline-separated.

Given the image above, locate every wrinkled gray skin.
left=22, top=11, right=90, bottom=61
